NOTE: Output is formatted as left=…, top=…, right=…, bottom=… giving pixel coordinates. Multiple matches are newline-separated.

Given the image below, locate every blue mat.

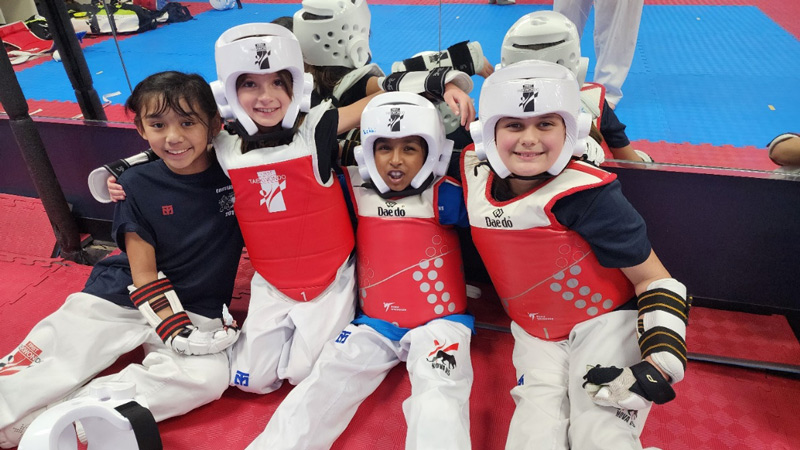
left=13, top=4, right=800, bottom=148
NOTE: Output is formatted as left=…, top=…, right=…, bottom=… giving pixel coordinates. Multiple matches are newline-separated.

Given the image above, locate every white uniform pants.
left=229, top=256, right=357, bottom=393
left=505, top=310, right=650, bottom=450
left=247, top=319, right=473, bottom=450
left=554, top=0, right=644, bottom=106
left=0, top=293, right=230, bottom=448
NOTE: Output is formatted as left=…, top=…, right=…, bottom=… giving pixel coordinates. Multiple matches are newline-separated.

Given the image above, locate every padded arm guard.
left=129, top=274, right=189, bottom=344
left=378, top=67, right=473, bottom=99
left=88, top=150, right=158, bottom=203
left=391, top=41, right=485, bottom=76
left=637, top=278, right=690, bottom=383
left=128, top=273, right=239, bottom=355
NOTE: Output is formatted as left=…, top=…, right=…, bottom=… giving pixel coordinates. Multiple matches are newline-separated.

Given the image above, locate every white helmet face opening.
left=470, top=60, right=591, bottom=177
left=210, top=23, right=313, bottom=135
left=354, top=92, right=454, bottom=194
left=293, top=0, right=372, bottom=69
left=501, top=11, right=582, bottom=77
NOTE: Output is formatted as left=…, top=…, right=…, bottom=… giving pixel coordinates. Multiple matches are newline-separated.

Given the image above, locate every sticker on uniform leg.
left=426, top=340, right=459, bottom=376
left=615, top=408, right=638, bottom=428
left=0, top=341, right=43, bottom=376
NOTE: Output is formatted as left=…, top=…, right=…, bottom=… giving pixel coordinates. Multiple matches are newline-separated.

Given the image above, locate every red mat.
left=0, top=194, right=57, bottom=259
left=1, top=196, right=799, bottom=449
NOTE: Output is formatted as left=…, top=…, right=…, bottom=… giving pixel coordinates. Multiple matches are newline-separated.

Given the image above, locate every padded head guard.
left=209, top=23, right=313, bottom=136
left=18, top=382, right=160, bottom=450
left=293, top=0, right=372, bottom=69
left=354, top=92, right=454, bottom=194
left=469, top=60, right=592, bottom=178
left=501, top=10, right=588, bottom=84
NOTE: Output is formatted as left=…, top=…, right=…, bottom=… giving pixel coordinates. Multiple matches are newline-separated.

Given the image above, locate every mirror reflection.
left=3, top=1, right=799, bottom=177
left=439, top=1, right=798, bottom=176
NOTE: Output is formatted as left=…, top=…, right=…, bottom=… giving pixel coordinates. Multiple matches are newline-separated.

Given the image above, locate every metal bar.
left=0, top=36, right=88, bottom=264
left=38, top=0, right=107, bottom=120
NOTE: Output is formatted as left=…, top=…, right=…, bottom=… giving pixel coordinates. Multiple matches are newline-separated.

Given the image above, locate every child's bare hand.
left=443, top=84, right=476, bottom=128
left=107, top=176, right=127, bottom=202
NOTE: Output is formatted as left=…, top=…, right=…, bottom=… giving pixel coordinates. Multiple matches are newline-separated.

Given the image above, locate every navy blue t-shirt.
left=83, top=157, right=244, bottom=319
left=599, top=99, right=631, bottom=149
left=551, top=179, right=651, bottom=268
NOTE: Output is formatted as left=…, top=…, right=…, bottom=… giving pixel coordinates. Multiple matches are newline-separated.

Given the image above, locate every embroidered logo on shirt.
left=162, top=205, right=174, bottom=215
left=256, top=170, right=287, bottom=213
left=219, top=192, right=235, bottom=217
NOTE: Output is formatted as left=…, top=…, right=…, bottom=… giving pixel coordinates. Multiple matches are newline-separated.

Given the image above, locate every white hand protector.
left=88, top=150, right=158, bottom=203
left=583, top=361, right=676, bottom=410
left=129, top=274, right=239, bottom=356
left=583, top=137, right=605, bottom=166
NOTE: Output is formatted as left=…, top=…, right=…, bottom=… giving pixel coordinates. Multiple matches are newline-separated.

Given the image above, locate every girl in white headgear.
left=461, top=60, right=689, bottom=450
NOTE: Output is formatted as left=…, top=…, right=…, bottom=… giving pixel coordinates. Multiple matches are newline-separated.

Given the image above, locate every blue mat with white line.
left=12, top=3, right=800, bottom=148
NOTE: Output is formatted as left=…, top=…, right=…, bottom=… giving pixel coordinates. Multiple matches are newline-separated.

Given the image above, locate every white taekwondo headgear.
left=293, top=0, right=372, bottom=69
left=354, top=92, right=454, bottom=194
left=501, top=10, right=589, bottom=84
left=18, top=382, right=160, bottom=450
left=469, top=60, right=592, bottom=178
left=209, top=23, right=313, bottom=136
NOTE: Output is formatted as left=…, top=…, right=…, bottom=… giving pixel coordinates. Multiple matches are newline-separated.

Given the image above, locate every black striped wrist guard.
left=637, top=278, right=690, bottom=383
left=129, top=276, right=189, bottom=342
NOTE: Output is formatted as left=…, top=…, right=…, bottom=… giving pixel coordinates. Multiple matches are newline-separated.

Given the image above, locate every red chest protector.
left=345, top=168, right=466, bottom=328
left=461, top=149, right=633, bottom=341
left=215, top=103, right=354, bottom=302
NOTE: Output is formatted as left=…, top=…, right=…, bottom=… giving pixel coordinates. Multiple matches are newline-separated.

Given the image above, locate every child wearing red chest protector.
left=461, top=60, right=690, bottom=450
left=247, top=92, right=474, bottom=450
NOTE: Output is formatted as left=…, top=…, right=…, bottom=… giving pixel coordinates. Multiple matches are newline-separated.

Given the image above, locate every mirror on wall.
left=438, top=1, right=799, bottom=178
left=3, top=0, right=445, bottom=123
left=4, top=0, right=799, bottom=179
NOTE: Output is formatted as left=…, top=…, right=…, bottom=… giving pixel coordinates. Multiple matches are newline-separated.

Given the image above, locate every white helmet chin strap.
left=18, top=382, right=161, bottom=450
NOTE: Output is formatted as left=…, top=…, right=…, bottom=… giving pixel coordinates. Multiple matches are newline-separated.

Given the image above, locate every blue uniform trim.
left=437, top=182, right=469, bottom=228
left=352, top=313, right=476, bottom=341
